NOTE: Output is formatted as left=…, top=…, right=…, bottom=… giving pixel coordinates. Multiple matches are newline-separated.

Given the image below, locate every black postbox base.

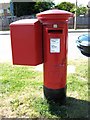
left=44, top=86, right=66, bottom=104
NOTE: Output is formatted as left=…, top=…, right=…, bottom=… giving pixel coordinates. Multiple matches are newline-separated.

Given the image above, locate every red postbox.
left=37, top=9, right=73, bottom=103
left=10, top=9, right=73, bottom=104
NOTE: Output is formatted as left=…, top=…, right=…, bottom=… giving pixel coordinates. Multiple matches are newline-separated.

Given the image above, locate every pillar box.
left=36, top=9, right=73, bottom=103
left=10, top=9, right=73, bottom=104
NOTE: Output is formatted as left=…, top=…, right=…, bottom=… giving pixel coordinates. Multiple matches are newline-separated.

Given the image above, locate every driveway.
left=0, top=31, right=87, bottom=63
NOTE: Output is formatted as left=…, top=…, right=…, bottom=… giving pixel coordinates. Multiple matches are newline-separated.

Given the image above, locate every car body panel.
left=76, top=34, right=90, bottom=57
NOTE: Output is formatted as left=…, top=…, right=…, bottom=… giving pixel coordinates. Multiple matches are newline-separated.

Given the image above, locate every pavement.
left=0, top=31, right=10, bottom=35
left=68, top=29, right=88, bottom=33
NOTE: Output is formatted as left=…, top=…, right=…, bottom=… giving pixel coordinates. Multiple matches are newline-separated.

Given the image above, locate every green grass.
left=67, top=59, right=88, bottom=100
left=0, top=64, right=42, bottom=94
left=0, top=59, right=89, bottom=118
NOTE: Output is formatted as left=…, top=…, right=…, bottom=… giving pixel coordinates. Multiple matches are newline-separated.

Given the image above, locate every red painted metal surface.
left=10, top=19, right=43, bottom=66
left=37, top=9, right=73, bottom=89
left=43, top=23, right=68, bottom=89
left=37, top=9, right=73, bottom=23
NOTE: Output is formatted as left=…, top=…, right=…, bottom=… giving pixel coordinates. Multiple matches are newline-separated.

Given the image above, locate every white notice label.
left=50, top=38, right=60, bottom=53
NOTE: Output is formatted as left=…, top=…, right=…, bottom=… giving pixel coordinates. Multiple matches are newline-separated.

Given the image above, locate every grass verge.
left=0, top=59, right=89, bottom=118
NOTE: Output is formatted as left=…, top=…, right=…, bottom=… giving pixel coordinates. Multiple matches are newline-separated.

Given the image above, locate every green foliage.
left=55, top=2, right=88, bottom=16
left=34, top=1, right=54, bottom=13
left=55, top=2, right=75, bottom=12
left=76, top=6, right=88, bottom=16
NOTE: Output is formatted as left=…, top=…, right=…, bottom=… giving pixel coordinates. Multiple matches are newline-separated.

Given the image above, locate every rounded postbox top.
left=36, top=9, right=73, bottom=22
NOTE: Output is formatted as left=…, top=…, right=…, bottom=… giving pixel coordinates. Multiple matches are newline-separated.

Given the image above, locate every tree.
left=55, top=2, right=75, bottom=12
left=34, top=1, right=54, bottom=13
left=76, top=6, right=88, bottom=16
left=55, top=2, right=88, bottom=16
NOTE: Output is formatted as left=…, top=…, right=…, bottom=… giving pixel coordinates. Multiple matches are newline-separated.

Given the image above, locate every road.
left=0, top=32, right=87, bottom=63
left=68, top=32, right=87, bottom=60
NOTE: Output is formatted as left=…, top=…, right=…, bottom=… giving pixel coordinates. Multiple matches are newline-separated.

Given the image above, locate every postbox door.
left=43, top=27, right=67, bottom=89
